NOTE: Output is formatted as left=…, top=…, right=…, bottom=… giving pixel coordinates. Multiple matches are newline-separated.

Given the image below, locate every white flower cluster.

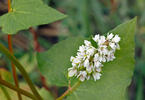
left=68, top=33, right=121, bottom=82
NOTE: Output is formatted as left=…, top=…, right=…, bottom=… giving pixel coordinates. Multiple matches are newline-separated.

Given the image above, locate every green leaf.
left=0, top=0, right=66, bottom=34
left=37, top=37, right=85, bottom=86
left=39, top=88, right=53, bottom=100
left=67, top=17, right=136, bottom=100
left=37, top=17, right=136, bottom=99
left=0, top=69, right=12, bottom=82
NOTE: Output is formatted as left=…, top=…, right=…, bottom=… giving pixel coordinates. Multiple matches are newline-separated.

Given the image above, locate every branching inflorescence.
left=68, top=33, right=121, bottom=82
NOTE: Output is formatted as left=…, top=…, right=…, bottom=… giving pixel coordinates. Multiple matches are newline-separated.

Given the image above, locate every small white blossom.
left=94, top=61, right=102, bottom=68
left=109, top=42, right=116, bottom=49
left=98, top=45, right=108, bottom=55
left=84, top=59, right=89, bottom=68
left=94, top=53, right=99, bottom=61
left=77, top=71, right=87, bottom=82
left=86, top=47, right=95, bottom=56
left=95, top=67, right=102, bottom=72
left=73, top=58, right=81, bottom=64
left=86, top=64, right=93, bottom=73
left=78, top=45, right=86, bottom=52
left=68, top=67, right=77, bottom=77
left=93, top=34, right=100, bottom=42
left=98, top=36, right=106, bottom=45
left=70, top=56, right=75, bottom=62
left=84, top=40, right=91, bottom=46
left=68, top=33, right=121, bottom=82
left=107, top=33, right=114, bottom=40
left=93, top=72, right=101, bottom=81
left=112, top=35, right=120, bottom=43
left=98, top=55, right=106, bottom=62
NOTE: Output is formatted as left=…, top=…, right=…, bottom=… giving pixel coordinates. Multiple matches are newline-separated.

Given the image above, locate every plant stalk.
left=7, top=0, right=22, bottom=99
left=56, top=81, right=81, bottom=100
left=0, top=43, right=42, bottom=100
left=29, top=27, right=41, bottom=52
left=0, top=79, right=37, bottom=100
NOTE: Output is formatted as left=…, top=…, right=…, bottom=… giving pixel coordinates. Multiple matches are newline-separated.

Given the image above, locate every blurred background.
left=0, top=0, right=145, bottom=100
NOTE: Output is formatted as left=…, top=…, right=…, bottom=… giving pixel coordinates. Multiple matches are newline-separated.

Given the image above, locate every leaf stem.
left=0, top=43, right=42, bottom=100
left=0, top=79, right=37, bottom=100
left=8, top=0, right=11, bottom=11
left=29, top=27, right=41, bottom=52
left=8, top=35, right=22, bottom=100
left=7, top=0, right=22, bottom=99
left=56, top=81, right=81, bottom=100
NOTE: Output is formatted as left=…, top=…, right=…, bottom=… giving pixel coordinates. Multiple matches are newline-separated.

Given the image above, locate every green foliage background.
left=0, top=0, right=144, bottom=100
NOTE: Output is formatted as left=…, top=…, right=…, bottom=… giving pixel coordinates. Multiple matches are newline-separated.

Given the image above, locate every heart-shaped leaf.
left=37, top=17, right=136, bottom=99
left=67, top=17, right=136, bottom=100
left=0, top=0, right=66, bottom=34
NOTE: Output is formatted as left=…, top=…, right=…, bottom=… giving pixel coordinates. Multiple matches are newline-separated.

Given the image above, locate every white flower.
left=70, top=56, right=75, bottom=62
left=94, top=53, right=99, bottom=61
left=86, top=64, right=93, bottom=73
left=84, top=59, right=89, bottom=67
left=93, top=34, right=100, bottom=42
left=77, top=71, right=87, bottom=82
left=84, top=40, right=91, bottom=46
left=106, top=52, right=116, bottom=62
left=73, top=58, right=81, bottom=64
left=86, top=47, right=95, bottom=56
left=68, top=33, right=121, bottom=82
left=72, top=63, right=76, bottom=67
left=94, top=61, right=102, bottom=68
left=68, top=67, right=77, bottom=77
left=98, top=36, right=106, bottom=45
left=112, top=35, right=120, bottom=43
left=98, top=45, right=108, bottom=55
left=109, top=42, right=116, bottom=49
left=107, top=33, right=114, bottom=40
left=98, top=55, right=106, bottom=62
left=95, top=67, right=102, bottom=72
left=93, top=72, right=101, bottom=81
left=78, top=45, right=86, bottom=52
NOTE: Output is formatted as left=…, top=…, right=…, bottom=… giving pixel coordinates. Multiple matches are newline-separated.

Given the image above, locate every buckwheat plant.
left=0, top=0, right=136, bottom=98
left=68, top=33, right=121, bottom=82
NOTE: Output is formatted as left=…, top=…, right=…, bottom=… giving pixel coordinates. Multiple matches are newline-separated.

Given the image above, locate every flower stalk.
left=56, top=81, right=81, bottom=100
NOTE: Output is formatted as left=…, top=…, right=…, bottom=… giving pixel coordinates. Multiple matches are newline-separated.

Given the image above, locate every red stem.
left=8, top=0, right=11, bottom=11
left=29, top=27, right=52, bottom=92
left=29, top=27, right=41, bottom=52
left=110, top=0, right=117, bottom=13
left=7, top=0, right=22, bottom=99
